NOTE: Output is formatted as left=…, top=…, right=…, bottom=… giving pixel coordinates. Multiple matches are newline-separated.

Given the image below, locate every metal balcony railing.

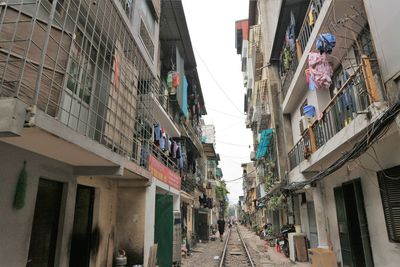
left=279, top=0, right=325, bottom=98
left=288, top=58, right=380, bottom=170
left=181, top=173, right=196, bottom=193
left=297, top=0, right=325, bottom=54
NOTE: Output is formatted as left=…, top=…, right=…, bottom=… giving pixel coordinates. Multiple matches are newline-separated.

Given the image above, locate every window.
left=120, top=0, right=134, bottom=20
left=66, top=30, right=96, bottom=104
left=47, top=0, right=65, bottom=14
left=139, top=0, right=156, bottom=36
left=377, top=165, right=400, bottom=242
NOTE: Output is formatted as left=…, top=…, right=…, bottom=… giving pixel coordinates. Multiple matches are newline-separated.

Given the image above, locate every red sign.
left=148, top=155, right=181, bottom=190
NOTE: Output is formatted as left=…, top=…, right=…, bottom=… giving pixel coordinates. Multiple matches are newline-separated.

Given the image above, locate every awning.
left=256, top=129, right=274, bottom=159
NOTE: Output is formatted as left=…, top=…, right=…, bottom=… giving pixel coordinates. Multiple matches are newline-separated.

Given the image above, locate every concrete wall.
left=319, top=127, right=400, bottom=266
left=259, top=0, right=283, bottom=63
left=0, top=141, right=75, bottom=267
left=76, top=176, right=118, bottom=267
left=363, top=0, right=400, bottom=83
left=116, top=186, right=147, bottom=265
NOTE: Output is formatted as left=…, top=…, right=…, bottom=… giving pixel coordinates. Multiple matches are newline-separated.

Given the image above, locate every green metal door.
left=335, top=180, right=374, bottom=267
left=155, top=194, right=173, bottom=267
left=334, top=186, right=353, bottom=267
left=353, top=180, right=374, bottom=267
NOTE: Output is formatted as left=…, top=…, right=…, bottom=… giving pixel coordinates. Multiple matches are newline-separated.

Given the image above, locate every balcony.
left=139, top=81, right=181, bottom=137
left=181, top=173, right=197, bottom=194
left=288, top=60, right=380, bottom=170
left=279, top=0, right=325, bottom=98
left=249, top=25, right=263, bottom=81
left=0, top=1, right=161, bottom=179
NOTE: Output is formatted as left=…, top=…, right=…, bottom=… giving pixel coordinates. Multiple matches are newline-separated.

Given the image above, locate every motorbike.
left=277, top=224, right=296, bottom=257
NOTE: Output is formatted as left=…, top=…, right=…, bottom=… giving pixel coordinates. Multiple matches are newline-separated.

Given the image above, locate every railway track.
left=219, top=226, right=255, bottom=267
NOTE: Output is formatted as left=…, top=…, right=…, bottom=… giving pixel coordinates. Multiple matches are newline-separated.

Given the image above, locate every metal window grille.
left=0, top=0, right=167, bottom=169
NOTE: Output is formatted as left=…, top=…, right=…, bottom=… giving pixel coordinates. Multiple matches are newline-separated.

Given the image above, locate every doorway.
left=334, top=179, right=374, bottom=267
left=194, top=209, right=209, bottom=242
left=69, top=185, right=95, bottom=267
left=155, top=194, right=173, bottom=267
left=27, top=178, right=63, bottom=267
left=307, top=202, right=319, bottom=248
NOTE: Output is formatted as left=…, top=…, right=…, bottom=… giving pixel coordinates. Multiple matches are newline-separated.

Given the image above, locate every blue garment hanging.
left=256, top=129, right=274, bottom=160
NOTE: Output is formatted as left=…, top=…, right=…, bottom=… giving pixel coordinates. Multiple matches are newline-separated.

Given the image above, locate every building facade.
left=0, top=0, right=218, bottom=266
left=237, top=0, right=400, bottom=266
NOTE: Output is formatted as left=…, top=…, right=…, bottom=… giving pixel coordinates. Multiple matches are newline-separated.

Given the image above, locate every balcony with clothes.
left=271, top=0, right=317, bottom=98
left=288, top=55, right=385, bottom=171
left=255, top=129, right=280, bottom=194
left=0, top=0, right=164, bottom=179
left=280, top=0, right=378, bottom=114
left=285, top=0, right=386, bottom=172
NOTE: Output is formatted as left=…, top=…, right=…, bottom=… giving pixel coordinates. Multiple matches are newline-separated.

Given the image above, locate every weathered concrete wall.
left=363, top=0, right=400, bottom=83
left=259, top=0, right=283, bottom=63
left=0, top=141, right=76, bottom=267
left=320, top=128, right=400, bottom=266
left=76, top=176, right=118, bottom=267
left=115, top=186, right=146, bottom=265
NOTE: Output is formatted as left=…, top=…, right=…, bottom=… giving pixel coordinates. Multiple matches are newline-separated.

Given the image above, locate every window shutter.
left=378, top=166, right=400, bottom=242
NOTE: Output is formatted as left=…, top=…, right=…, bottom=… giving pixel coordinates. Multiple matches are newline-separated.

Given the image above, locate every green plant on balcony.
left=215, top=181, right=229, bottom=215
left=267, top=194, right=285, bottom=211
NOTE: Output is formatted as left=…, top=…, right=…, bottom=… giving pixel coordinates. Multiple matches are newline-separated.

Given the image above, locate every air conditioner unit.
left=299, top=116, right=315, bottom=133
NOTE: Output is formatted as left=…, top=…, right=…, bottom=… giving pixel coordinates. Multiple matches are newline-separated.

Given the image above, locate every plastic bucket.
left=303, top=105, right=316, bottom=117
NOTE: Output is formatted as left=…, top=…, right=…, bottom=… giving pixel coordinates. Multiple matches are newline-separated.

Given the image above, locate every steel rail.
left=237, top=226, right=256, bottom=267
left=218, top=228, right=231, bottom=267
left=219, top=226, right=255, bottom=267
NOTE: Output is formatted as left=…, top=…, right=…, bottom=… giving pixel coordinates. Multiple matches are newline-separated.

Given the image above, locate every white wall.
left=259, top=0, right=283, bottom=63
left=363, top=0, right=400, bottom=82
left=320, top=128, right=400, bottom=266
left=0, top=142, right=75, bottom=267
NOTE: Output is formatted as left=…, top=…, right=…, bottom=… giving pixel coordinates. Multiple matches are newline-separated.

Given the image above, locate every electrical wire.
left=224, top=169, right=257, bottom=183
left=286, top=101, right=400, bottom=190
left=207, top=107, right=245, bottom=119
left=193, top=47, right=244, bottom=115
left=216, top=140, right=250, bottom=148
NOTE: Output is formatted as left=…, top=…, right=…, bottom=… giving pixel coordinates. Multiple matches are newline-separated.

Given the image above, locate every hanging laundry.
left=308, top=52, right=333, bottom=89
left=153, top=124, right=161, bottom=146
left=308, top=3, right=315, bottom=27
left=306, top=69, right=317, bottom=91
left=178, top=144, right=184, bottom=169
left=167, top=71, right=179, bottom=95
left=316, top=33, right=336, bottom=54
left=140, top=145, right=149, bottom=167
left=173, top=141, right=179, bottom=159
left=159, top=129, right=165, bottom=150
left=288, top=11, right=296, bottom=52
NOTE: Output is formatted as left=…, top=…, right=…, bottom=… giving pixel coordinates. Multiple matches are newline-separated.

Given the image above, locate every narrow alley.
left=0, top=0, right=400, bottom=267
left=183, top=225, right=310, bottom=267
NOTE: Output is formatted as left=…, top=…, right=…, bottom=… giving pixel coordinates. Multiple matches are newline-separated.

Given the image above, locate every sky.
left=182, top=0, right=253, bottom=204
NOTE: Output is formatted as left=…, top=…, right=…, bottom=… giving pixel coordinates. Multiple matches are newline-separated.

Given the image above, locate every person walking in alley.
left=217, top=217, right=225, bottom=242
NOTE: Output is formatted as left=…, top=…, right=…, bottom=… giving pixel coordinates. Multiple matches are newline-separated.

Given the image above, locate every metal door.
left=307, top=202, right=319, bottom=248
left=155, top=194, right=173, bottom=267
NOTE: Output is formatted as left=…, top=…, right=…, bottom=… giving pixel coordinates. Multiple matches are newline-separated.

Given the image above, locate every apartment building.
left=237, top=1, right=289, bottom=234
left=0, top=0, right=210, bottom=266
left=238, top=0, right=400, bottom=266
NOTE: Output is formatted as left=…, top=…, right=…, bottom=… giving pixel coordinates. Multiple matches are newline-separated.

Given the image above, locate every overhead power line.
left=193, top=47, right=244, bottom=115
